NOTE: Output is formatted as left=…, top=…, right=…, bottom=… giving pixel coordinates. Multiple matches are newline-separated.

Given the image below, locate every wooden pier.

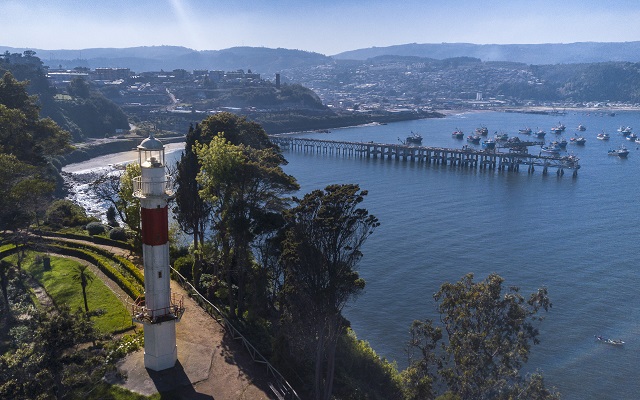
left=270, top=137, right=580, bottom=176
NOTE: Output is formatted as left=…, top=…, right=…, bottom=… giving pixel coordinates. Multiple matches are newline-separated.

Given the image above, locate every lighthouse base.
left=143, top=319, right=177, bottom=371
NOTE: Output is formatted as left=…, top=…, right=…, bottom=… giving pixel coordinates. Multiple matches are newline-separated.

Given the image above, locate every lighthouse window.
left=158, top=271, right=162, bottom=279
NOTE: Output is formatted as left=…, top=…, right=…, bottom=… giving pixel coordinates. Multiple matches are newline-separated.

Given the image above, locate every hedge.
left=44, top=243, right=142, bottom=300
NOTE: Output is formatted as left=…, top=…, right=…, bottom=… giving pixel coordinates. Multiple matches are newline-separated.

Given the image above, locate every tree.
left=404, top=273, right=558, bottom=400
left=72, top=265, right=95, bottom=312
left=195, top=132, right=299, bottom=317
left=280, top=184, right=379, bottom=400
left=173, top=123, right=211, bottom=285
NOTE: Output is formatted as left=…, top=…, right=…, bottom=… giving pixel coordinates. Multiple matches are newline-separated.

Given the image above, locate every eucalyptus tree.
left=280, top=184, right=379, bottom=400
left=403, top=273, right=559, bottom=400
left=195, top=132, right=298, bottom=317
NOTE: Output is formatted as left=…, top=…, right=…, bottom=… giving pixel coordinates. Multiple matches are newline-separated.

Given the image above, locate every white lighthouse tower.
left=131, top=134, right=184, bottom=371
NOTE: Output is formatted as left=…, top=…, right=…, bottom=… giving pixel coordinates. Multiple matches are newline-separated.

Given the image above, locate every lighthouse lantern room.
left=130, top=134, right=184, bottom=371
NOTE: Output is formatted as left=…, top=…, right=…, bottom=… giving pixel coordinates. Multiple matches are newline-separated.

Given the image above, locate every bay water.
left=275, top=110, right=640, bottom=399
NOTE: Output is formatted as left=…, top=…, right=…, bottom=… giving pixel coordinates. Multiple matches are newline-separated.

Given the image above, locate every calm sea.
left=66, top=110, right=639, bottom=399
left=274, top=110, right=640, bottom=400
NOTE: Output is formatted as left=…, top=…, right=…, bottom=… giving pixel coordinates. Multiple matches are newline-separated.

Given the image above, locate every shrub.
left=86, top=222, right=106, bottom=236
left=173, top=254, right=193, bottom=281
left=45, top=199, right=93, bottom=228
left=108, top=227, right=127, bottom=241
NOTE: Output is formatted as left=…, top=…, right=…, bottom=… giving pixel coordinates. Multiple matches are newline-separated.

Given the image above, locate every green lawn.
left=21, top=252, right=134, bottom=334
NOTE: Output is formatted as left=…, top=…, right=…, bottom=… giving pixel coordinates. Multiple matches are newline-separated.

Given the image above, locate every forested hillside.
left=0, top=51, right=129, bottom=141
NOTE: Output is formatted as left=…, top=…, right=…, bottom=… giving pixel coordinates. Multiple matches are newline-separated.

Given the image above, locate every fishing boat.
left=595, top=335, right=624, bottom=346
left=535, top=129, right=546, bottom=138
left=467, top=134, right=481, bottom=144
left=577, top=124, right=587, bottom=131
left=626, top=133, right=638, bottom=141
left=405, top=132, right=423, bottom=145
left=519, top=127, right=532, bottom=135
left=617, top=126, right=632, bottom=135
left=555, top=138, right=568, bottom=149
left=494, top=133, right=509, bottom=141
left=550, top=123, right=566, bottom=134
left=452, top=128, right=464, bottom=139
left=482, top=139, right=496, bottom=149
left=608, top=145, right=629, bottom=158
left=475, top=126, right=489, bottom=136
left=541, top=143, right=562, bottom=154
left=570, top=136, right=586, bottom=145
left=597, top=132, right=610, bottom=140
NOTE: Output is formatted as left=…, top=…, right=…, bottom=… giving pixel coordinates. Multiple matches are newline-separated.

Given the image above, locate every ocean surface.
left=274, top=110, right=640, bottom=400
left=65, top=110, right=640, bottom=399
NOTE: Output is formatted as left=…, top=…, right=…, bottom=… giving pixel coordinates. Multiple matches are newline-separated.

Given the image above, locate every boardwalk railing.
left=271, top=137, right=581, bottom=176
left=170, top=268, right=301, bottom=400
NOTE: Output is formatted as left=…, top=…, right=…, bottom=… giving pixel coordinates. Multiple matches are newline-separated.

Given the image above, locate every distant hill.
left=5, top=42, right=640, bottom=74
left=332, top=42, right=640, bottom=64
left=0, top=45, right=333, bottom=76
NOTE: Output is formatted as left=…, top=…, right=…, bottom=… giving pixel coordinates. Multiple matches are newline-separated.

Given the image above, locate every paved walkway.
left=109, top=281, right=274, bottom=399
left=38, top=236, right=277, bottom=399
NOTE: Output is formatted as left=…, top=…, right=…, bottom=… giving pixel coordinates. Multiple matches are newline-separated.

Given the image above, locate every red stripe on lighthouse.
left=141, top=206, right=169, bottom=246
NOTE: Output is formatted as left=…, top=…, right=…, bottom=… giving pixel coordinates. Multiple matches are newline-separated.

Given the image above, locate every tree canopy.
left=403, top=273, right=558, bottom=400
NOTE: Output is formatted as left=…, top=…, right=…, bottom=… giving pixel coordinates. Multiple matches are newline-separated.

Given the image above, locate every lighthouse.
left=131, top=134, right=184, bottom=371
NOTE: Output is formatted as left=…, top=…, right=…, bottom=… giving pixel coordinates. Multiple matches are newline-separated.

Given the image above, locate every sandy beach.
left=62, top=142, right=186, bottom=174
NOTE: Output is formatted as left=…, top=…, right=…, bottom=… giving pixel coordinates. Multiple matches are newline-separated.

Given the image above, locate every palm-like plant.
left=72, top=264, right=94, bottom=312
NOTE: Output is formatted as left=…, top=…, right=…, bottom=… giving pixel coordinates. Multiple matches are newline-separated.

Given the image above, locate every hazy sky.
left=4, top=0, right=640, bottom=55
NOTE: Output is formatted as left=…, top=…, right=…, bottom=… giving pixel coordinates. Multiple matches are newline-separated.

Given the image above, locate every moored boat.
left=535, top=129, right=546, bottom=138
left=597, top=132, right=610, bottom=140
left=482, top=139, right=496, bottom=149
left=475, top=126, right=489, bottom=136
left=467, top=134, right=481, bottom=144
left=577, top=124, right=586, bottom=131
left=608, top=145, right=629, bottom=158
left=626, top=133, right=637, bottom=141
left=595, top=335, right=624, bottom=346
left=541, top=143, right=562, bottom=154
left=570, top=136, right=586, bottom=145
left=617, top=126, right=632, bottom=135
left=494, top=132, right=509, bottom=141
left=452, top=128, right=464, bottom=139
left=406, top=131, right=423, bottom=145
left=519, top=127, right=532, bottom=135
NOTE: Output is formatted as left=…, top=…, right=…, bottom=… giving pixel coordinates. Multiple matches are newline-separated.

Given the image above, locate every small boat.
left=405, top=131, right=423, bottom=145
left=541, top=143, right=562, bottom=154
left=597, top=132, right=610, bottom=140
left=577, top=124, right=587, bottom=131
left=570, top=136, right=586, bottom=145
left=555, top=138, right=568, bottom=149
left=535, top=129, right=546, bottom=138
left=617, top=126, right=632, bottom=135
left=608, top=145, right=629, bottom=158
left=475, top=126, right=489, bottom=136
left=494, top=133, right=509, bottom=141
left=595, top=335, right=624, bottom=346
left=519, top=127, right=532, bottom=135
left=482, top=139, right=496, bottom=149
left=467, top=135, right=481, bottom=144
left=452, top=128, right=464, bottom=139
left=550, top=123, right=566, bottom=134
left=626, top=133, right=638, bottom=141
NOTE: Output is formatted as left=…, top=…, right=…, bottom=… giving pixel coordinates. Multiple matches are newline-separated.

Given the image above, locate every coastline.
left=62, top=142, right=186, bottom=174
